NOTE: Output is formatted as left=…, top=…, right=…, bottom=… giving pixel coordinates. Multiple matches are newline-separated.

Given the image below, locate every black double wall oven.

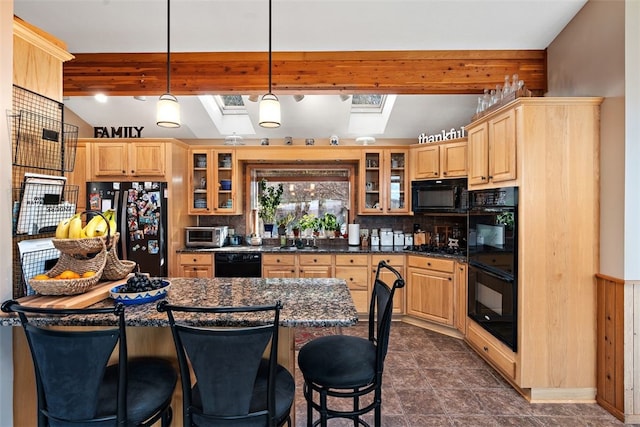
left=467, top=187, right=518, bottom=352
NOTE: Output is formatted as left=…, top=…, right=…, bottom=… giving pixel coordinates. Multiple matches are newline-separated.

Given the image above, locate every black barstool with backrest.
left=157, top=300, right=294, bottom=427
left=297, top=260, right=405, bottom=427
left=1, top=300, right=177, bottom=427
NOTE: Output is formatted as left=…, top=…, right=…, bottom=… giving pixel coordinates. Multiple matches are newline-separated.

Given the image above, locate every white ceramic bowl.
left=110, top=280, right=171, bottom=305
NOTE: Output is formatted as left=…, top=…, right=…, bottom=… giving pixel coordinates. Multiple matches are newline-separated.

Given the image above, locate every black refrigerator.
left=86, top=181, right=168, bottom=277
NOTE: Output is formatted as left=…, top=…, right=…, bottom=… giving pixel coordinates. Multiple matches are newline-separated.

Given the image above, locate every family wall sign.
left=94, top=126, right=144, bottom=138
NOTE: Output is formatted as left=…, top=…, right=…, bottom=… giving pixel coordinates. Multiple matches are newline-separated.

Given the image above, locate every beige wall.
left=546, top=0, right=626, bottom=278
left=1, top=1, right=15, bottom=424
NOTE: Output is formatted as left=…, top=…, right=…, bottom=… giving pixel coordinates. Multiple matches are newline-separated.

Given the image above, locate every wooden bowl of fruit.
left=109, top=273, right=171, bottom=305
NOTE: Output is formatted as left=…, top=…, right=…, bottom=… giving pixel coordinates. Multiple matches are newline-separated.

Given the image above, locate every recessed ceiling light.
left=94, top=93, right=108, bottom=103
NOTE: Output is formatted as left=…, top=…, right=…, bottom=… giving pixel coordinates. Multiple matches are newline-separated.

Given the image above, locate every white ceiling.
left=13, top=0, right=588, bottom=141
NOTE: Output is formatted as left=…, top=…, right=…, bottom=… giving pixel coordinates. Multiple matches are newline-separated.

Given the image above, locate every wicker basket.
left=29, top=241, right=107, bottom=296
left=52, top=211, right=114, bottom=256
left=102, top=233, right=137, bottom=280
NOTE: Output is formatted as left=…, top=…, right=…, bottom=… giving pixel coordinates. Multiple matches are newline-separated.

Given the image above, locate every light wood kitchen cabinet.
left=188, top=149, right=240, bottom=215
left=359, top=149, right=409, bottom=215
left=262, top=254, right=297, bottom=278
left=298, top=254, right=333, bottom=278
left=335, top=254, right=370, bottom=314
left=454, top=262, right=467, bottom=334
left=467, top=108, right=516, bottom=188
left=464, top=98, right=602, bottom=401
left=372, top=254, right=405, bottom=314
left=89, top=141, right=166, bottom=179
left=406, top=255, right=455, bottom=325
left=177, top=253, right=213, bottom=278
left=66, top=141, right=87, bottom=213
left=466, top=319, right=516, bottom=380
left=411, top=139, right=467, bottom=180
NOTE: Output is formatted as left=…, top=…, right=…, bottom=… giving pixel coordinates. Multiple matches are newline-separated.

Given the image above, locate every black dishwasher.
left=214, top=252, right=262, bottom=278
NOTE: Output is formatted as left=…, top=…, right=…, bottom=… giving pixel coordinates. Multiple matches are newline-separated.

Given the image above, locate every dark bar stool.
left=1, top=300, right=177, bottom=427
left=297, top=260, right=405, bottom=427
left=157, top=300, right=294, bottom=427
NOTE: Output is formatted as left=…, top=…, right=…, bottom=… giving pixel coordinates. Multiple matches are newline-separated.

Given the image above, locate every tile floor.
left=293, top=322, right=628, bottom=427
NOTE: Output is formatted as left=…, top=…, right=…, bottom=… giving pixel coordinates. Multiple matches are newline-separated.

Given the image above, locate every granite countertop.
left=1, top=277, right=359, bottom=328
left=178, top=244, right=466, bottom=260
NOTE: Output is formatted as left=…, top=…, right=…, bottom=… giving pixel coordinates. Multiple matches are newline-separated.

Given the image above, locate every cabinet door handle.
left=481, top=176, right=486, bottom=181
left=291, top=269, right=295, bottom=273
left=483, top=346, right=489, bottom=352
left=349, top=277, right=354, bottom=282
left=488, top=175, right=493, bottom=180
left=443, top=171, right=448, bottom=176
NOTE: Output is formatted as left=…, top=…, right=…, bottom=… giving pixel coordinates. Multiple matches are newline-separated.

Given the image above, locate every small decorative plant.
left=277, top=213, right=295, bottom=235
left=299, top=213, right=320, bottom=235
left=258, top=179, right=283, bottom=225
left=320, top=213, right=340, bottom=233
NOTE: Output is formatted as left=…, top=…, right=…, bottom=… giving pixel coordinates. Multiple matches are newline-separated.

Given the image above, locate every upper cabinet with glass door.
left=359, top=149, right=409, bottom=215
left=188, top=149, right=240, bottom=215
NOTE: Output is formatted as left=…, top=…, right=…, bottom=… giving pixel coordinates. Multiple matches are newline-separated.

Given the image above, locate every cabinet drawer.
left=371, top=254, right=404, bottom=266
left=262, top=254, right=296, bottom=265
left=335, top=266, right=369, bottom=290
left=299, top=254, right=333, bottom=265
left=466, top=321, right=516, bottom=380
left=335, top=254, right=368, bottom=266
left=178, top=253, right=213, bottom=265
left=407, top=256, right=454, bottom=273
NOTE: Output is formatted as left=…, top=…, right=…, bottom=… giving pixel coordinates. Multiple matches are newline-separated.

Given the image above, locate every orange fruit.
left=58, top=270, right=79, bottom=280
left=33, top=274, right=50, bottom=280
left=81, top=271, right=96, bottom=278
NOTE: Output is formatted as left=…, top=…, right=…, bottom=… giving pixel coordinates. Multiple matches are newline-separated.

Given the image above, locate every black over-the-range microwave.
left=411, top=178, right=468, bottom=214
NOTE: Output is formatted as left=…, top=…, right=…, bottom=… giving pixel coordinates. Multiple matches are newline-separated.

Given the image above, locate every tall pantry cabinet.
left=465, top=97, right=602, bottom=401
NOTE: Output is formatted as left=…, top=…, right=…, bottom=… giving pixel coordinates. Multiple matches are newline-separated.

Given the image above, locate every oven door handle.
left=469, top=260, right=515, bottom=282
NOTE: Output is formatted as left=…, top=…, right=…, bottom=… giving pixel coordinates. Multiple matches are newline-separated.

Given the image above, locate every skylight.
left=213, top=95, right=247, bottom=115
left=351, top=95, right=386, bottom=113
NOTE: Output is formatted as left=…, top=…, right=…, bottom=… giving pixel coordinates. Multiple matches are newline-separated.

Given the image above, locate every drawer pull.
left=350, top=259, right=354, bottom=263
left=313, top=259, right=317, bottom=263
left=483, top=346, right=489, bottom=352
left=276, top=259, right=280, bottom=263
left=427, top=262, right=431, bottom=266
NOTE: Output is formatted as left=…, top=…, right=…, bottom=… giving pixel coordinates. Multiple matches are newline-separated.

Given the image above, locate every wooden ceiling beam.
left=63, top=50, right=547, bottom=96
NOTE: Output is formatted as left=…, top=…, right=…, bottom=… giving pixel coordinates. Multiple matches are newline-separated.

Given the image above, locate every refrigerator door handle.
left=115, top=189, right=127, bottom=260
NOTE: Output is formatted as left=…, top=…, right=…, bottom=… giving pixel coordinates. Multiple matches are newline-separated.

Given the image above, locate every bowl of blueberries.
left=110, top=273, right=171, bottom=305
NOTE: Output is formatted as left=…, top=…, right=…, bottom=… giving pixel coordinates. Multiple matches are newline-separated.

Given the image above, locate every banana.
left=104, top=209, right=117, bottom=236
left=93, top=216, right=109, bottom=237
left=68, top=214, right=83, bottom=239
left=82, top=214, right=102, bottom=238
left=55, top=216, right=73, bottom=239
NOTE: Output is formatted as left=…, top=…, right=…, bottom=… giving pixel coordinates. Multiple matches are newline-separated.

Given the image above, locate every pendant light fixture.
left=259, top=0, right=281, bottom=128
left=157, top=0, right=181, bottom=128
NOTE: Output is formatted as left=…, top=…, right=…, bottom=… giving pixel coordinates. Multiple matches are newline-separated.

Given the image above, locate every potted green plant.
left=258, top=179, right=283, bottom=235
left=299, top=213, right=320, bottom=237
left=277, top=213, right=295, bottom=236
left=320, top=213, right=340, bottom=237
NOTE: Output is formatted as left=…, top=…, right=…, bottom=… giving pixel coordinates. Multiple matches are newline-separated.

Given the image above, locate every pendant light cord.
left=268, top=0, right=272, bottom=94
left=166, top=0, right=171, bottom=94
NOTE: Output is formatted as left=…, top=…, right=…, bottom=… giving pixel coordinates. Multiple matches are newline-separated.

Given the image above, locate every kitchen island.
left=3, top=277, right=358, bottom=427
